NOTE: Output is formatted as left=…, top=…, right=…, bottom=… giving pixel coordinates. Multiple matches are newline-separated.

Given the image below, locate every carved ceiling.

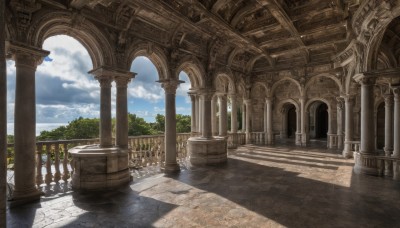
left=7, top=0, right=363, bottom=75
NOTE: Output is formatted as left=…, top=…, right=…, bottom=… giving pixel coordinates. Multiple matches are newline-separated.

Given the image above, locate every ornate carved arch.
left=126, top=41, right=169, bottom=80
left=270, top=77, right=302, bottom=97
left=304, top=73, right=342, bottom=94
left=276, top=99, right=300, bottom=113
left=305, top=98, right=332, bottom=113
left=213, top=67, right=236, bottom=94
left=27, top=10, right=115, bottom=69
left=175, top=55, right=205, bottom=89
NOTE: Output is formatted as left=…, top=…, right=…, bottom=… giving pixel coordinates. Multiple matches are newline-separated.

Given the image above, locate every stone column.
left=300, top=97, right=307, bottom=146
left=266, top=97, right=273, bottom=145
left=263, top=100, right=268, bottom=139
left=201, top=90, right=214, bottom=139
left=219, top=94, right=228, bottom=137
left=198, top=95, right=203, bottom=134
left=230, top=94, right=238, bottom=133
left=296, top=109, right=301, bottom=145
left=354, top=74, right=376, bottom=175
left=245, top=99, right=252, bottom=144
left=96, top=76, right=113, bottom=148
left=0, top=1, right=6, bottom=223
left=336, top=98, right=344, bottom=149
left=211, top=95, right=218, bottom=136
left=392, top=87, right=400, bottom=158
left=160, top=80, right=181, bottom=172
left=188, top=93, right=197, bottom=134
left=9, top=44, right=49, bottom=203
left=115, top=75, right=134, bottom=149
left=383, top=92, right=394, bottom=156
left=242, top=103, right=246, bottom=132
left=342, top=96, right=355, bottom=158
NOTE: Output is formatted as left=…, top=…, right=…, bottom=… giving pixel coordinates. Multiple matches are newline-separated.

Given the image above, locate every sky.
left=6, top=35, right=192, bottom=127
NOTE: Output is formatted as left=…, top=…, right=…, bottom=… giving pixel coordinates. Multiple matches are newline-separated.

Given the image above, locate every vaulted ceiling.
left=17, top=0, right=362, bottom=74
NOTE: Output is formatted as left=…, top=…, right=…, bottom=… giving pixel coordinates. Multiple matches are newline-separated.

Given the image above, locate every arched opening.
left=315, top=103, right=328, bottom=139
left=308, top=101, right=329, bottom=140
left=129, top=56, right=163, bottom=135
left=287, top=106, right=297, bottom=138
left=376, top=102, right=385, bottom=150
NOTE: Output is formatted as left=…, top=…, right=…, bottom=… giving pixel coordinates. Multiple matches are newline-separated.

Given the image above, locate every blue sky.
left=6, top=35, right=192, bottom=125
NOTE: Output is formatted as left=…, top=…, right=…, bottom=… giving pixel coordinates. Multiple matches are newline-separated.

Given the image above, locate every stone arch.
left=304, top=73, right=342, bottom=94
left=213, top=68, right=235, bottom=94
left=27, top=10, right=114, bottom=69
left=126, top=41, right=169, bottom=80
left=305, top=98, right=332, bottom=113
left=352, top=2, right=400, bottom=71
left=271, top=77, right=302, bottom=97
left=276, top=99, right=300, bottom=113
left=175, top=55, right=205, bottom=89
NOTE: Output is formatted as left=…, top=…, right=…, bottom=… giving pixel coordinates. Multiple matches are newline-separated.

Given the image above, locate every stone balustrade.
left=227, top=132, right=246, bottom=149
left=354, top=152, right=400, bottom=180
left=345, top=141, right=361, bottom=154
left=250, top=132, right=265, bottom=145
left=327, top=134, right=339, bottom=148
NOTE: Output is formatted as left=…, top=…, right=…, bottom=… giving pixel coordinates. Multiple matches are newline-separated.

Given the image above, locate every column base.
left=69, top=145, right=131, bottom=191
left=163, top=163, right=180, bottom=173
left=188, top=137, right=227, bottom=166
left=353, top=152, right=381, bottom=176
left=9, top=188, right=43, bottom=207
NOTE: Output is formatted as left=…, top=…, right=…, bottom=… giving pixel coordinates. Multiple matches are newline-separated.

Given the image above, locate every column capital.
left=228, top=93, right=237, bottom=99
left=383, top=92, right=394, bottom=105
left=392, top=85, right=400, bottom=98
left=244, top=99, right=252, bottom=105
left=336, top=97, right=344, bottom=110
left=158, top=79, right=184, bottom=94
left=199, top=89, right=215, bottom=101
left=115, top=76, right=133, bottom=88
left=353, top=73, right=376, bottom=86
left=265, top=97, right=273, bottom=104
left=6, top=41, right=49, bottom=69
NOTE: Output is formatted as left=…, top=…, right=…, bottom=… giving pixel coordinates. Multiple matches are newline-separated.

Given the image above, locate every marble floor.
left=6, top=144, right=400, bottom=228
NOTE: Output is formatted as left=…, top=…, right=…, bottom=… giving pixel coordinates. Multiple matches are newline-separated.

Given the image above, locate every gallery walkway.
left=7, top=145, right=400, bottom=227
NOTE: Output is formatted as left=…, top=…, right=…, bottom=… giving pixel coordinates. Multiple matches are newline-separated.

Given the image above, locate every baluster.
left=36, top=143, right=44, bottom=187
left=54, top=143, right=61, bottom=183
left=45, top=144, right=53, bottom=185
left=62, top=143, right=70, bottom=182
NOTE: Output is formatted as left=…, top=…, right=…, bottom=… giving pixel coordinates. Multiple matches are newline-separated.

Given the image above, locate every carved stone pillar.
left=0, top=0, right=6, bottom=223
left=296, top=109, right=301, bottom=145
left=230, top=94, right=238, bottom=133
left=218, top=94, right=228, bottom=137
left=242, top=102, right=246, bottom=132
left=197, top=95, right=203, bottom=134
left=353, top=74, right=377, bottom=175
left=201, top=90, right=214, bottom=139
left=95, top=76, right=113, bottom=148
left=188, top=92, right=197, bottom=134
left=8, top=43, right=49, bottom=203
left=392, top=87, right=400, bottom=158
left=336, top=98, right=344, bottom=150
left=266, top=97, right=274, bottom=145
left=159, top=80, right=182, bottom=172
left=300, top=97, right=307, bottom=146
left=245, top=99, right=252, bottom=144
left=211, top=95, right=218, bottom=136
left=342, top=95, right=355, bottom=157
left=115, top=74, right=135, bottom=149
left=383, top=93, right=394, bottom=156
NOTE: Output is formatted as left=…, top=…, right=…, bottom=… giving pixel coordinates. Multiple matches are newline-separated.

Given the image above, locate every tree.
left=64, top=117, right=99, bottom=139
left=37, top=126, right=68, bottom=141
left=176, top=114, right=191, bottom=133
left=154, top=114, right=165, bottom=133
left=128, top=113, right=155, bottom=136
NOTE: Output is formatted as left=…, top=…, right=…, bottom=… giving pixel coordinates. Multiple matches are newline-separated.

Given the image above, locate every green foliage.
left=128, top=113, right=156, bottom=136
left=7, top=135, right=14, bottom=144
left=154, top=114, right=165, bottom=133
left=64, top=117, right=99, bottom=139
left=36, top=117, right=99, bottom=141
left=176, top=114, right=191, bottom=133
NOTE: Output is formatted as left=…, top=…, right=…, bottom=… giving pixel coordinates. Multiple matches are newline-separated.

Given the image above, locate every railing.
left=250, top=132, right=265, bottom=145
left=7, top=139, right=100, bottom=187
left=354, top=152, right=400, bottom=180
left=227, top=132, right=246, bottom=148
left=345, top=140, right=360, bottom=153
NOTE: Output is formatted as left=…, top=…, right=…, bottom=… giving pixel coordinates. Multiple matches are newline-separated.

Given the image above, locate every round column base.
left=188, top=137, right=227, bottom=166
left=9, top=188, right=43, bottom=207
left=163, top=163, right=180, bottom=173
left=353, top=152, right=381, bottom=176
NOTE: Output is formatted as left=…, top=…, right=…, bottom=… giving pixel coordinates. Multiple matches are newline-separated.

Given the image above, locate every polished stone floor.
left=7, top=144, right=400, bottom=227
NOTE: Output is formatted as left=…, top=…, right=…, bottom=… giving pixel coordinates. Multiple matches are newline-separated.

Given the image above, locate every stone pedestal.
left=69, top=145, right=130, bottom=190
left=188, top=137, right=227, bottom=166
